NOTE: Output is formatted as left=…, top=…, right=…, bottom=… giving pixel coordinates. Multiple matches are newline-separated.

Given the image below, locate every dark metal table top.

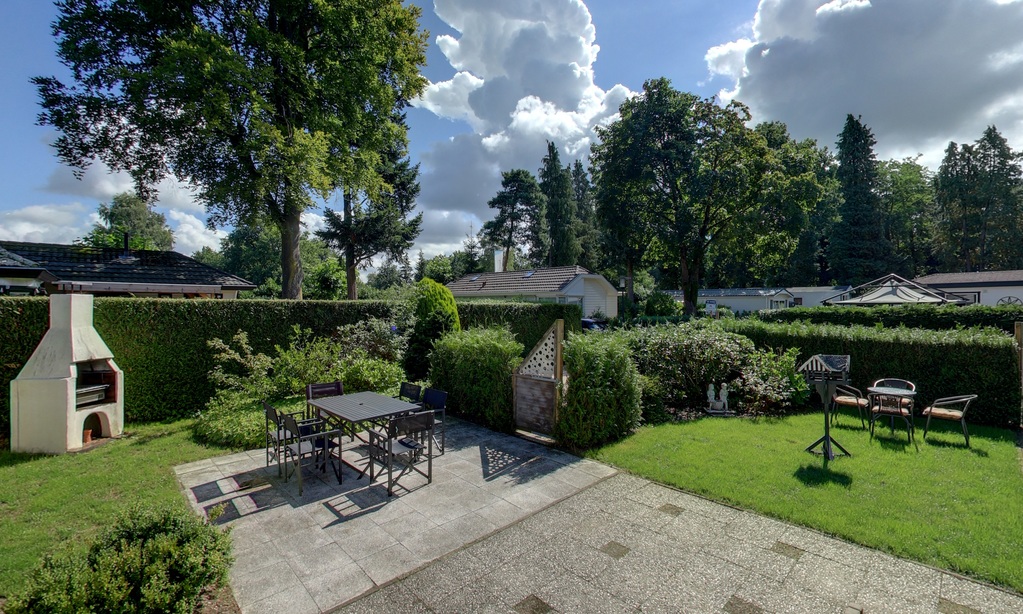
left=868, top=386, right=917, bottom=397
left=308, top=391, right=420, bottom=423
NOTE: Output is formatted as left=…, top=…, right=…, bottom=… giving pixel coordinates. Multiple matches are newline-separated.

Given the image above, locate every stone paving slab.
left=175, top=417, right=614, bottom=613
left=176, top=419, right=1023, bottom=613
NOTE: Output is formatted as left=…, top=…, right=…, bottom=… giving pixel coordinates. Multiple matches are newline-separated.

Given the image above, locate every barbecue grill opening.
left=75, top=360, right=118, bottom=408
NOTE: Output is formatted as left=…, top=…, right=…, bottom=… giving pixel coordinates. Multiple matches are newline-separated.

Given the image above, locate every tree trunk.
left=280, top=209, right=303, bottom=299
left=344, top=190, right=358, bottom=300
left=626, top=259, right=635, bottom=303
left=680, top=259, right=698, bottom=316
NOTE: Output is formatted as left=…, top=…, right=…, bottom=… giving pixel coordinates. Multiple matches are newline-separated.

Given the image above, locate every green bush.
left=193, top=395, right=306, bottom=449
left=430, top=328, right=524, bottom=431
left=716, top=319, right=1022, bottom=428
left=622, top=323, right=809, bottom=418
left=644, top=291, right=681, bottom=316
left=405, top=279, right=461, bottom=380
left=554, top=332, right=642, bottom=451
left=456, top=301, right=582, bottom=355
left=7, top=504, right=231, bottom=614
left=758, top=303, right=1023, bottom=334
left=333, top=317, right=407, bottom=363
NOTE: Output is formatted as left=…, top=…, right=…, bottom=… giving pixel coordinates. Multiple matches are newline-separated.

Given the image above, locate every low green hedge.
left=554, top=332, right=642, bottom=451
left=759, top=303, right=1023, bottom=334
left=456, top=301, right=582, bottom=355
left=715, top=319, right=1022, bottom=428
left=429, top=327, right=523, bottom=432
left=1, top=297, right=573, bottom=443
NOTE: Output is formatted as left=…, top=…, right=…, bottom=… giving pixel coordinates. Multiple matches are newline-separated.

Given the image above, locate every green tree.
left=828, top=115, right=891, bottom=285
left=191, top=246, right=225, bottom=270
left=571, top=160, right=601, bottom=272
left=592, top=78, right=770, bottom=314
left=35, top=0, right=427, bottom=299
left=210, top=223, right=336, bottom=298
left=481, top=170, right=548, bottom=270
left=414, top=250, right=427, bottom=282
left=368, top=259, right=405, bottom=291
left=538, top=142, right=581, bottom=266
left=877, top=156, right=936, bottom=277
left=317, top=113, right=424, bottom=299
left=77, top=192, right=174, bottom=251
left=423, top=254, right=454, bottom=284
left=934, top=126, right=1023, bottom=272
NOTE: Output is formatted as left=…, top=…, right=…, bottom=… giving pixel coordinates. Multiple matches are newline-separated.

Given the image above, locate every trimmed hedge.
left=429, top=327, right=524, bottom=432
left=714, top=319, right=1022, bottom=428
left=759, top=303, right=1023, bottom=334
left=1, top=297, right=574, bottom=441
left=456, top=301, right=582, bottom=355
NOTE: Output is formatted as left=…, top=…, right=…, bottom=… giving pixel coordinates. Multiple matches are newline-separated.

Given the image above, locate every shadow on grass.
left=794, top=464, right=853, bottom=488
left=0, top=449, right=48, bottom=468
left=923, top=437, right=989, bottom=457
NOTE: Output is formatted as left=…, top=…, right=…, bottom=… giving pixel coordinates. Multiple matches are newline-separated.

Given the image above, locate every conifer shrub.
left=429, top=327, right=524, bottom=431
left=405, top=279, right=461, bottom=380
left=7, top=505, right=231, bottom=614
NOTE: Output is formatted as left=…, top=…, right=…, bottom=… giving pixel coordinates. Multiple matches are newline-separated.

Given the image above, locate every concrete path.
left=175, top=418, right=1023, bottom=613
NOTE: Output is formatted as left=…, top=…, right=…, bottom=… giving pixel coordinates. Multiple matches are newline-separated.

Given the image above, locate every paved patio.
left=176, top=418, right=1023, bottom=613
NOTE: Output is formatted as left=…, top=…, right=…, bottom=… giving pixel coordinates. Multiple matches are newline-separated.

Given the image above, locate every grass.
left=0, top=419, right=234, bottom=599
left=592, top=410, right=1023, bottom=592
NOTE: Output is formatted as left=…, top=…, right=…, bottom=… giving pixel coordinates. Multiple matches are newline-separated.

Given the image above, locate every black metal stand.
left=805, top=381, right=850, bottom=461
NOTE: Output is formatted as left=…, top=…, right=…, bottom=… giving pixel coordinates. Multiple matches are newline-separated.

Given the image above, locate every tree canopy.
left=36, top=0, right=428, bottom=298
left=77, top=192, right=174, bottom=251
left=538, top=142, right=580, bottom=267
left=481, top=169, right=548, bottom=271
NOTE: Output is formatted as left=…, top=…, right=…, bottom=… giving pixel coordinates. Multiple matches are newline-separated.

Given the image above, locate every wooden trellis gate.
left=513, top=319, right=564, bottom=435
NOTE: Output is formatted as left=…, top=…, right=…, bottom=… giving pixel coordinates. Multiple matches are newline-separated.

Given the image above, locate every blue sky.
left=3, top=0, right=1023, bottom=260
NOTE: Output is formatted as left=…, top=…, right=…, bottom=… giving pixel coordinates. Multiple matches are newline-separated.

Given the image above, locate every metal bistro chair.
left=279, top=410, right=342, bottom=496
left=368, top=409, right=434, bottom=496
left=305, top=381, right=344, bottom=420
left=831, top=384, right=868, bottom=428
left=398, top=382, right=422, bottom=404
left=264, top=401, right=320, bottom=475
left=922, top=394, right=978, bottom=447
left=421, top=387, right=448, bottom=455
left=869, top=390, right=915, bottom=443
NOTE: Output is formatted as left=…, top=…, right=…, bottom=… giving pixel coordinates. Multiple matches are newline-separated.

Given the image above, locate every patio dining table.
left=307, top=391, right=421, bottom=481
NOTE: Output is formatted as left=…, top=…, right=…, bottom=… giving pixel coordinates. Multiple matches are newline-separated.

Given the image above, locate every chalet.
left=447, top=266, right=618, bottom=318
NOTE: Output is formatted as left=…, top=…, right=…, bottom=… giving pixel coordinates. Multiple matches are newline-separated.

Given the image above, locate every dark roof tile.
left=447, top=266, right=593, bottom=295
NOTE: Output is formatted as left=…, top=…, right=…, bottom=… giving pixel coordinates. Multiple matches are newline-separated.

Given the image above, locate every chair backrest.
left=874, top=378, right=915, bottom=391
left=422, top=387, right=447, bottom=410
left=264, top=401, right=280, bottom=426
left=306, top=381, right=343, bottom=400
left=389, top=409, right=434, bottom=439
left=281, top=412, right=302, bottom=441
left=399, top=382, right=422, bottom=403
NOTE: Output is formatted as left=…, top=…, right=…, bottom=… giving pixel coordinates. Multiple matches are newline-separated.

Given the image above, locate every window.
left=523, top=270, right=535, bottom=278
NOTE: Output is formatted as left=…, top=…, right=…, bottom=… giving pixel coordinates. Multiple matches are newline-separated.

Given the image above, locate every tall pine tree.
left=538, top=142, right=581, bottom=266
left=828, top=114, right=891, bottom=285
left=571, top=160, right=601, bottom=271
left=481, top=169, right=548, bottom=270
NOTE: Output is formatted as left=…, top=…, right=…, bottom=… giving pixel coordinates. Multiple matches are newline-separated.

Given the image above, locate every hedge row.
left=714, top=319, right=1021, bottom=428
left=1, top=297, right=577, bottom=441
left=455, top=301, right=582, bottom=355
left=758, top=303, right=1023, bottom=334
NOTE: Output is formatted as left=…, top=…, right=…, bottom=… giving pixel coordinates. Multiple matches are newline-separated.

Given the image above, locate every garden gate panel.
left=513, top=319, right=564, bottom=435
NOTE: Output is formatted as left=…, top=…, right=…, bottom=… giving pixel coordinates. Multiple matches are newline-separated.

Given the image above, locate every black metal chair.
left=421, top=387, right=447, bottom=455
left=398, top=381, right=422, bottom=404
left=306, top=381, right=344, bottom=419
left=264, top=401, right=319, bottom=475
left=922, top=394, right=978, bottom=447
left=368, top=410, right=434, bottom=496
left=832, top=384, right=868, bottom=428
left=869, top=392, right=915, bottom=443
left=279, top=410, right=342, bottom=496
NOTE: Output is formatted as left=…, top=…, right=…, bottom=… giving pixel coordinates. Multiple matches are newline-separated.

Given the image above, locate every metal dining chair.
left=421, top=387, right=448, bottom=455
left=922, top=394, right=978, bottom=447
left=368, top=409, right=434, bottom=496
left=305, top=381, right=344, bottom=419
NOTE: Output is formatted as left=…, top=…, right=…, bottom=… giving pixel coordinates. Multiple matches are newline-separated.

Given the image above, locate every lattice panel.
left=519, top=329, right=557, bottom=378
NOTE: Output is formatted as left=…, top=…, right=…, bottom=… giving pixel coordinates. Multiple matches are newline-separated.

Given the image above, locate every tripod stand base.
left=805, top=435, right=850, bottom=461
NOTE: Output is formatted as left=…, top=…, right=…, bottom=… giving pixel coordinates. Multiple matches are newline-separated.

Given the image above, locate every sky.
left=2, top=0, right=1023, bottom=263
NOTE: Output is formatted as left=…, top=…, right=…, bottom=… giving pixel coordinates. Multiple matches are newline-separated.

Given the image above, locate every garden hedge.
left=0, top=296, right=578, bottom=442
left=714, top=319, right=1022, bottom=428
left=758, top=303, right=1023, bottom=334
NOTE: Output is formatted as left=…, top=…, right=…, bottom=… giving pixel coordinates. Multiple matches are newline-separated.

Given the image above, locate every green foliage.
left=716, top=318, right=1021, bottom=427
left=757, top=303, right=1023, bottom=334
left=430, top=328, right=524, bottom=431
left=7, top=504, right=231, bottom=614
left=456, top=301, right=582, bottom=356
left=539, top=141, right=581, bottom=266
left=405, top=279, right=461, bottom=380
left=333, top=318, right=407, bottom=363
left=76, top=192, right=174, bottom=251
left=622, top=324, right=808, bottom=418
left=481, top=169, right=549, bottom=267
left=554, top=332, right=642, bottom=451
left=0, top=298, right=49, bottom=443
left=643, top=291, right=681, bottom=316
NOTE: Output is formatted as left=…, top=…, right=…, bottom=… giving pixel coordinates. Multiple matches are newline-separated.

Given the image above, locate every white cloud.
left=708, top=0, right=1023, bottom=168
left=0, top=203, right=91, bottom=244
left=165, top=210, right=224, bottom=256
left=411, top=0, right=634, bottom=251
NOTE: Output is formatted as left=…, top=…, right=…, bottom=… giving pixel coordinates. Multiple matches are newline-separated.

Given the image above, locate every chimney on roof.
left=122, top=232, right=130, bottom=257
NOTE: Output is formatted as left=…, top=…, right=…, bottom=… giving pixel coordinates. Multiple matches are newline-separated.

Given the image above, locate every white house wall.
left=928, top=285, right=1023, bottom=306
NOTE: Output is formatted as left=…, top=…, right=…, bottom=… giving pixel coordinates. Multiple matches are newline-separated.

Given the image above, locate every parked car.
left=581, top=318, right=606, bottom=331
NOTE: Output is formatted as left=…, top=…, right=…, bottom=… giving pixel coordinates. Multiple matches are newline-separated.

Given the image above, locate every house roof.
left=825, top=273, right=968, bottom=306
left=447, top=266, right=599, bottom=295
left=786, top=286, right=852, bottom=294
left=0, top=241, right=255, bottom=291
left=914, top=270, right=1023, bottom=288
left=697, top=288, right=793, bottom=298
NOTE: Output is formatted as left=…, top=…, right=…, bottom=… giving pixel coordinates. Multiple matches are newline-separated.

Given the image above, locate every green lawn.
left=0, top=420, right=233, bottom=598
left=593, top=411, right=1023, bottom=592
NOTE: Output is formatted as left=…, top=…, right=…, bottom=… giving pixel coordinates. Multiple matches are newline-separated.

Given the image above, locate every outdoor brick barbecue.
left=10, top=294, right=123, bottom=453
